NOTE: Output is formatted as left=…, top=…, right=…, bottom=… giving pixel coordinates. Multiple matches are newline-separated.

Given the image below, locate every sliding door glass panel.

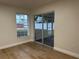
left=44, top=22, right=53, bottom=47
left=34, top=12, right=54, bottom=47
left=34, top=15, right=43, bottom=43
left=43, top=14, right=54, bottom=47
left=47, top=22, right=53, bottom=46
left=43, top=20, right=48, bottom=45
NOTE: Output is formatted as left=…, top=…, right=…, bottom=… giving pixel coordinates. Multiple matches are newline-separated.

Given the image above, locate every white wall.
left=0, top=0, right=79, bottom=58
left=31, top=0, right=79, bottom=58
left=0, top=4, right=33, bottom=49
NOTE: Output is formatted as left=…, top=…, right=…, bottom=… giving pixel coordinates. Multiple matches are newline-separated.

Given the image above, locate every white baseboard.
left=54, top=47, right=79, bottom=58
left=0, top=39, right=33, bottom=50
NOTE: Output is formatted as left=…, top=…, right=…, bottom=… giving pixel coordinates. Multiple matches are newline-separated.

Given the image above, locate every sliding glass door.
left=43, top=19, right=54, bottom=47
left=34, top=15, right=43, bottom=43
left=34, top=13, right=54, bottom=47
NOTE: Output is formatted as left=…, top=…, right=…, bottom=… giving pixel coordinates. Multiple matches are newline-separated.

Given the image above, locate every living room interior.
left=0, top=0, right=79, bottom=59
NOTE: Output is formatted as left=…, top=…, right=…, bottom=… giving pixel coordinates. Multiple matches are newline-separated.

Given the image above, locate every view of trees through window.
left=16, top=14, right=29, bottom=37
left=35, top=16, right=52, bottom=30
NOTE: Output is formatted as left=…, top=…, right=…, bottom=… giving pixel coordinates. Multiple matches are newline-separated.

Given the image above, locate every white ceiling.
left=0, top=0, right=56, bottom=9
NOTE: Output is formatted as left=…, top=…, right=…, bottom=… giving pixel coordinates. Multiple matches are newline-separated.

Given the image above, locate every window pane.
left=36, top=16, right=43, bottom=23
left=20, top=15, right=24, bottom=19
left=24, top=15, right=28, bottom=19
left=44, top=23, right=47, bottom=29
left=35, top=22, right=42, bottom=29
left=48, top=23, right=52, bottom=30
left=35, top=16, right=43, bottom=29
left=16, top=14, right=28, bottom=37
left=16, top=15, right=20, bottom=20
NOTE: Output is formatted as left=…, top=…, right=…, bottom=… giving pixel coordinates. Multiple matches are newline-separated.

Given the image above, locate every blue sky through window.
left=16, top=14, right=27, bottom=24
left=35, top=16, right=52, bottom=30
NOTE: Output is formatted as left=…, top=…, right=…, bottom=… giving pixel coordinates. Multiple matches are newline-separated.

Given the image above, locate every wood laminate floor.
left=0, top=42, right=78, bottom=59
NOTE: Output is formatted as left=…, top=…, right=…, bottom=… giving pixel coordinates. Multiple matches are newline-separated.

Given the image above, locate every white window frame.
left=16, top=13, right=30, bottom=38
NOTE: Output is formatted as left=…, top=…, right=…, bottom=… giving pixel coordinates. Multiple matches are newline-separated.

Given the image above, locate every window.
left=16, top=14, right=29, bottom=37
left=35, top=16, right=43, bottom=29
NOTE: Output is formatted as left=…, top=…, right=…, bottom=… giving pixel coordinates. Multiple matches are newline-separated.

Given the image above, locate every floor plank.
left=0, top=42, right=78, bottom=59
